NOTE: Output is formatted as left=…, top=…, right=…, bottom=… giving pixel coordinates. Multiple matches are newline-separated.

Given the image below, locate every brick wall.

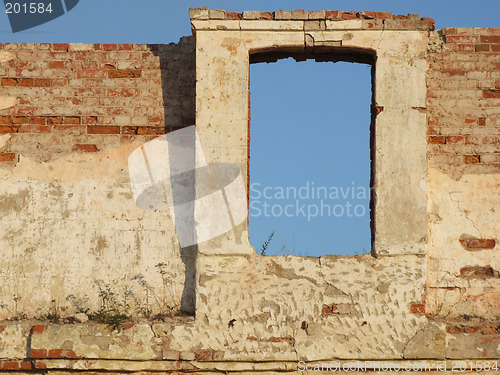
left=0, top=38, right=195, bottom=163
left=427, top=27, right=500, bottom=178
left=0, top=38, right=196, bottom=320
left=425, top=27, right=500, bottom=340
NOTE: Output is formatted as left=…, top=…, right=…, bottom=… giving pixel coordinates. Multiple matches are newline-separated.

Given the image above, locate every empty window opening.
left=249, top=57, right=372, bottom=256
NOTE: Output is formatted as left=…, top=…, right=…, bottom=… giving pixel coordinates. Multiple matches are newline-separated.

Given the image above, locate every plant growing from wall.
left=260, top=231, right=275, bottom=255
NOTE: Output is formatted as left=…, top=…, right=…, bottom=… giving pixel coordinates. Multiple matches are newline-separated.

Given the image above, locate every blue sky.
left=1, top=1, right=498, bottom=256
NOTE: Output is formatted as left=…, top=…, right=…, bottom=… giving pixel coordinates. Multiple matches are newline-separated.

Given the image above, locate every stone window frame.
left=191, top=16, right=429, bottom=257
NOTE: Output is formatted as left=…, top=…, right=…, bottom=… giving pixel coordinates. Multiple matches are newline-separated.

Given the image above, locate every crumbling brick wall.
left=427, top=28, right=499, bottom=177
left=0, top=38, right=196, bottom=320
left=425, top=27, right=499, bottom=356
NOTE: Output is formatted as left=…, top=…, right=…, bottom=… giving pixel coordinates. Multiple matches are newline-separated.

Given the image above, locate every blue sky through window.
left=249, top=59, right=372, bottom=256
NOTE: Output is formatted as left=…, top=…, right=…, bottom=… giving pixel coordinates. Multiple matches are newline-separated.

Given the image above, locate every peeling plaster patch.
left=0, top=189, right=30, bottom=215
left=0, top=96, right=17, bottom=110
left=419, top=178, right=426, bottom=192
left=11, top=143, right=140, bottom=182
left=0, top=134, right=11, bottom=150
left=403, top=323, right=445, bottom=359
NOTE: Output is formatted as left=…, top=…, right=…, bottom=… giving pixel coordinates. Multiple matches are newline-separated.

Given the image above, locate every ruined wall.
left=0, top=39, right=196, bottom=320
left=426, top=27, right=500, bottom=348
left=0, top=9, right=498, bottom=375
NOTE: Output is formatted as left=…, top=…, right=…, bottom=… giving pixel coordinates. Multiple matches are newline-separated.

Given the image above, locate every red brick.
left=493, top=44, right=500, bottom=52
left=64, top=116, right=81, bottom=125
left=120, top=323, right=134, bottom=330
left=0, top=153, right=15, bottom=162
left=73, top=144, right=99, bottom=152
left=20, top=361, right=32, bottom=370
left=0, top=126, right=19, bottom=134
left=48, top=349, right=64, bottom=358
left=0, top=117, right=11, bottom=125
left=148, top=116, right=163, bottom=124
left=136, top=126, right=166, bottom=135
left=421, top=17, right=435, bottom=23
left=410, top=304, right=426, bottom=314
left=475, top=44, right=490, bottom=52
left=465, top=326, right=480, bottom=334
left=34, top=78, right=51, bottom=87
left=460, top=266, right=496, bottom=278
left=47, top=116, right=63, bottom=125
left=195, top=350, right=212, bottom=361
left=342, top=12, right=357, bottom=20
left=3, top=361, right=19, bottom=370
left=35, top=361, right=47, bottom=369
left=108, top=70, right=141, bottom=79
left=1, top=78, right=17, bottom=86
left=460, top=239, right=496, bottom=250
left=226, top=12, right=242, bottom=20
left=18, top=78, right=34, bottom=86
left=464, top=117, right=477, bottom=124
left=118, top=44, right=134, bottom=51
left=465, top=155, right=480, bottom=164
left=442, top=28, right=457, bottom=35
left=259, top=12, right=273, bottom=20
left=31, top=116, right=47, bottom=125
left=53, top=43, right=69, bottom=51
left=446, top=325, right=463, bottom=334
left=429, top=136, right=447, bottom=144
left=87, top=125, right=120, bottom=134
left=480, top=35, right=500, bottom=44
left=102, top=44, right=117, bottom=51
left=375, top=12, right=392, bottom=19
left=19, top=125, right=50, bottom=133
left=49, top=61, right=65, bottom=69
left=30, top=348, right=47, bottom=358
left=479, top=117, right=487, bottom=126
left=482, top=326, right=499, bottom=335
left=12, top=116, right=29, bottom=124
left=483, top=89, right=500, bottom=98
left=325, top=10, right=341, bottom=19
left=31, top=325, right=45, bottom=333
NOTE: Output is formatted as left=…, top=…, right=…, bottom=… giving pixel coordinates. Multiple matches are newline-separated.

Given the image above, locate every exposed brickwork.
left=190, top=8, right=435, bottom=30
left=460, top=266, right=497, bottom=278
left=410, top=303, right=426, bottom=314
left=460, top=238, right=497, bottom=250
left=427, top=27, right=500, bottom=176
left=0, top=40, right=195, bottom=162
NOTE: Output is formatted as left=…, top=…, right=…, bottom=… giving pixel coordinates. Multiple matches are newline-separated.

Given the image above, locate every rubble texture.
left=0, top=8, right=498, bottom=374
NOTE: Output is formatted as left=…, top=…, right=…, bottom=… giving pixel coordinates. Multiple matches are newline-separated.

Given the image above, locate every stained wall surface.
left=0, top=8, right=498, bottom=374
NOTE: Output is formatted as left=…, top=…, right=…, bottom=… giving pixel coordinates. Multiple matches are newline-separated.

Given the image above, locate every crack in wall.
left=449, top=190, right=482, bottom=236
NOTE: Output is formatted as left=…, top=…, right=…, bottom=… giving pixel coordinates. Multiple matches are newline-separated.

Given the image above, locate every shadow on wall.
left=148, top=37, right=197, bottom=316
